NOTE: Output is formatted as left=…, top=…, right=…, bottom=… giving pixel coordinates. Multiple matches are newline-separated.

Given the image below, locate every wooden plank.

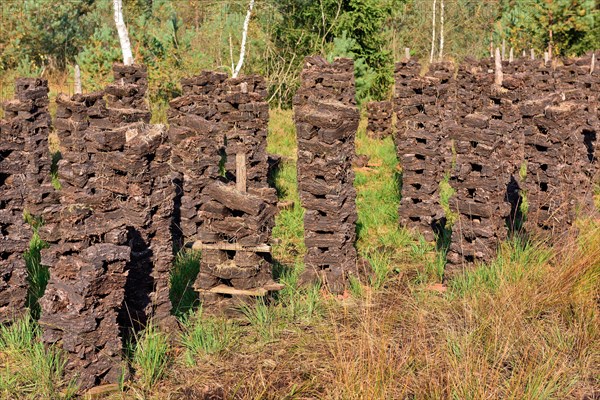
left=236, top=152, right=247, bottom=192
left=85, top=384, right=120, bottom=399
left=199, top=284, right=267, bottom=296
left=263, top=282, right=285, bottom=291
left=190, top=240, right=271, bottom=253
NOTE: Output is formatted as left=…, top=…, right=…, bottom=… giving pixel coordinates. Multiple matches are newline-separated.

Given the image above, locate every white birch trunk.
left=233, top=0, right=255, bottom=78
left=113, top=0, right=134, bottom=65
left=74, top=64, right=82, bottom=94
left=430, top=0, right=437, bottom=64
left=438, top=0, right=444, bottom=61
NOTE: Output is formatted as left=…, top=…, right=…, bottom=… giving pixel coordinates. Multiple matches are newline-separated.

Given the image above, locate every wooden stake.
left=544, top=51, right=549, bottom=64
left=509, top=47, right=514, bottom=63
left=591, top=53, right=596, bottom=75
left=530, top=48, right=535, bottom=60
left=236, top=153, right=247, bottom=192
left=522, top=50, right=526, bottom=57
left=495, top=47, right=503, bottom=86
left=502, top=38, right=506, bottom=60
left=74, top=65, right=82, bottom=95
left=404, top=47, right=411, bottom=61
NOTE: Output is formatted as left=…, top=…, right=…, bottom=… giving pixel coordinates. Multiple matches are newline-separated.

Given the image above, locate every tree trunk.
left=113, top=0, right=133, bottom=65
left=430, top=0, right=437, bottom=63
left=233, top=0, right=255, bottom=78
left=438, top=0, right=444, bottom=62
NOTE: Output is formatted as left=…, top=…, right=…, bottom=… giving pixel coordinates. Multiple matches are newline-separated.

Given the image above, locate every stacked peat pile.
left=0, top=78, right=52, bottom=321
left=104, top=64, right=174, bottom=328
left=393, top=61, right=453, bottom=241
left=555, top=55, right=599, bottom=214
left=38, top=65, right=174, bottom=388
left=520, top=100, right=589, bottom=238
left=36, top=84, right=133, bottom=389
left=445, top=71, right=522, bottom=272
left=366, top=100, right=393, bottom=139
left=169, top=72, right=279, bottom=309
left=294, top=56, right=359, bottom=292
left=168, top=71, right=226, bottom=242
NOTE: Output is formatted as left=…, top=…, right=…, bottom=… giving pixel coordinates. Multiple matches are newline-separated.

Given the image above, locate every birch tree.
left=430, top=0, right=437, bottom=63
left=113, top=0, right=133, bottom=65
left=232, top=0, right=255, bottom=78
left=438, top=0, right=444, bottom=61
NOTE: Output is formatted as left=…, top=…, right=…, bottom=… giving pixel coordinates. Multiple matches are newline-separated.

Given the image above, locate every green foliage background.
left=1, top=0, right=598, bottom=107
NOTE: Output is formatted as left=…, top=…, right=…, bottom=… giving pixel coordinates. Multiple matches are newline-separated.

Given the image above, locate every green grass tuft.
left=170, top=249, right=201, bottom=318
left=180, top=308, right=238, bottom=365
left=0, top=315, right=76, bottom=398
left=131, top=323, right=171, bottom=390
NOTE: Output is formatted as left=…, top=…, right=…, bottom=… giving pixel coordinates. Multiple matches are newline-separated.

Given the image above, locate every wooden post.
left=544, top=51, right=549, bottom=65
left=591, top=53, right=596, bottom=75
left=530, top=48, right=535, bottom=60
left=405, top=47, right=411, bottom=61
left=522, top=50, right=526, bottom=57
left=495, top=47, right=503, bottom=86
left=502, top=38, right=506, bottom=60
left=236, top=153, right=247, bottom=192
left=509, top=47, right=514, bottom=63
left=74, top=65, right=82, bottom=95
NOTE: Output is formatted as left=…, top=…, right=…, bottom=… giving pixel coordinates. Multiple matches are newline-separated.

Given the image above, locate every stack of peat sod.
left=169, top=72, right=279, bottom=310
left=519, top=54, right=599, bottom=240
left=38, top=64, right=174, bottom=389
left=521, top=99, right=589, bottom=238
left=393, top=61, right=452, bottom=241
left=168, top=71, right=227, bottom=242
left=294, top=56, right=359, bottom=292
left=366, top=100, right=393, bottom=139
left=104, top=64, right=175, bottom=329
left=445, top=70, right=522, bottom=273
left=0, top=78, right=53, bottom=321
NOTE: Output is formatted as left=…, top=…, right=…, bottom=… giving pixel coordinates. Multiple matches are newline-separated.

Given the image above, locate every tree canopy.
left=1, top=0, right=598, bottom=106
